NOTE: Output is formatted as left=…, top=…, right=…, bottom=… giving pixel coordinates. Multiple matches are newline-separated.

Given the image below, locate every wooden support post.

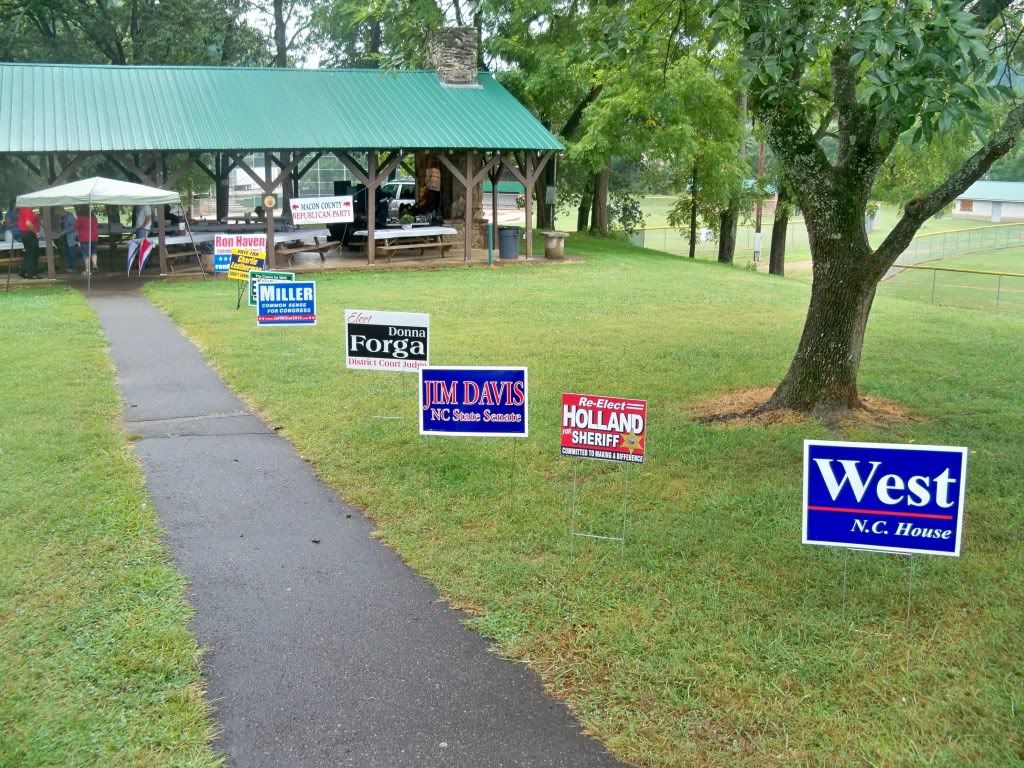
left=489, top=158, right=502, bottom=262
left=264, top=152, right=276, bottom=268
left=464, top=151, right=474, bottom=263
left=43, top=206, right=56, bottom=278
left=524, top=153, right=533, bottom=259
left=157, top=156, right=169, bottom=275
left=505, top=151, right=554, bottom=261
left=367, top=153, right=377, bottom=266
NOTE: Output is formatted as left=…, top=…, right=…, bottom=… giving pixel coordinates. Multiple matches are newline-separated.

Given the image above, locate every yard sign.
left=803, top=440, right=967, bottom=557
left=215, top=233, right=265, bottom=274
left=255, top=280, right=317, bottom=326
left=228, top=247, right=266, bottom=282
left=420, top=367, right=527, bottom=437
left=560, top=393, right=647, bottom=463
left=249, top=269, right=295, bottom=306
left=345, top=309, right=429, bottom=372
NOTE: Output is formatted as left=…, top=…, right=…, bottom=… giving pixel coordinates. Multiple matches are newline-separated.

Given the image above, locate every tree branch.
left=874, top=101, right=1024, bottom=270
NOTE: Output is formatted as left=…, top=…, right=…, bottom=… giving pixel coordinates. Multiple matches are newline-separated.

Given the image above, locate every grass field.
left=146, top=235, right=1023, bottom=767
left=880, top=245, right=1024, bottom=312
left=0, top=289, right=219, bottom=768
left=594, top=199, right=1000, bottom=266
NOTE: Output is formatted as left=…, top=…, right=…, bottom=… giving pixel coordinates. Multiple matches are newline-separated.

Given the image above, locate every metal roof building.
left=0, top=36, right=560, bottom=274
left=0, top=64, right=562, bottom=154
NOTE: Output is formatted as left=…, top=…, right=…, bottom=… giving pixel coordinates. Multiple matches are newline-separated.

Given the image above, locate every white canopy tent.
left=13, top=176, right=201, bottom=291
left=16, top=176, right=181, bottom=208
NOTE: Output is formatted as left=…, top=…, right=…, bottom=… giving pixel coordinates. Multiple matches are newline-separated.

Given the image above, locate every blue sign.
left=213, top=252, right=231, bottom=273
left=420, top=367, right=528, bottom=437
left=803, top=440, right=967, bottom=557
left=256, top=280, right=317, bottom=327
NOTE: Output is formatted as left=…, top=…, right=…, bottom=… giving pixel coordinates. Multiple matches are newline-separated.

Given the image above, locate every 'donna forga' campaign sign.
left=803, top=440, right=967, bottom=557
left=420, top=367, right=527, bottom=437
left=561, top=393, right=647, bottom=463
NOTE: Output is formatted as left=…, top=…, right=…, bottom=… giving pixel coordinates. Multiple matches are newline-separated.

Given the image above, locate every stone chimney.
left=428, top=26, right=480, bottom=87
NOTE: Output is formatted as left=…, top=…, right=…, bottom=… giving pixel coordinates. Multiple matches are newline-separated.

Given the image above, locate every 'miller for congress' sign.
left=803, top=440, right=967, bottom=557
left=561, top=393, right=647, bottom=463
left=420, top=367, right=527, bottom=437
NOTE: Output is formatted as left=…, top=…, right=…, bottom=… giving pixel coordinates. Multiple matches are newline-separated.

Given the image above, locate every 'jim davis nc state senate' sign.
left=420, top=367, right=528, bottom=437
left=561, top=393, right=647, bottom=463
left=345, top=309, right=429, bottom=371
left=803, top=440, right=967, bottom=557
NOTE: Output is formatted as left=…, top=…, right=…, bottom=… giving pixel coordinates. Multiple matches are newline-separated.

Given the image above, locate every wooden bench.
left=376, top=241, right=457, bottom=261
left=275, top=238, right=341, bottom=266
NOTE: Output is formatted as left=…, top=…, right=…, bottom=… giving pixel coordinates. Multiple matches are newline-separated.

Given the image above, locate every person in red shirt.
left=17, top=205, right=42, bottom=279
left=75, top=206, right=99, bottom=274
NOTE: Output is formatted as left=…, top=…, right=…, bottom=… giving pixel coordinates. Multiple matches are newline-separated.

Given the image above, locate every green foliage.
left=0, top=0, right=264, bottom=65
left=874, top=123, right=977, bottom=205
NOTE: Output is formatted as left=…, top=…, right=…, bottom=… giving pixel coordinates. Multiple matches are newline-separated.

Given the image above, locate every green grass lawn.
left=0, top=289, right=219, bottom=768
left=597, top=198, right=1001, bottom=267
left=146, top=235, right=1023, bottom=767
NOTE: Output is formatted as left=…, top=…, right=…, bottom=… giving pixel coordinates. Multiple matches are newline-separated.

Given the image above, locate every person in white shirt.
left=133, top=205, right=152, bottom=241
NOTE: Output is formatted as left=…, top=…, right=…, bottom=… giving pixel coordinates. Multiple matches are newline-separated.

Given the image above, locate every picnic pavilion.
left=0, top=27, right=562, bottom=278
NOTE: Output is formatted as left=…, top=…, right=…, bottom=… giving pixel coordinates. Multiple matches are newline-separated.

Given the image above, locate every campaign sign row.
left=232, top=285, right=968, bottom=558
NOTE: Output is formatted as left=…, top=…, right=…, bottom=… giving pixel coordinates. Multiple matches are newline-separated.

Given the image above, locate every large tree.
left=713, top=0, right=1024, bottom=416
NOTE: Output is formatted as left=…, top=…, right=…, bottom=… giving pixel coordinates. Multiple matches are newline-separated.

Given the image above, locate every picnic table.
left=352, top=226, right=458, bottom=262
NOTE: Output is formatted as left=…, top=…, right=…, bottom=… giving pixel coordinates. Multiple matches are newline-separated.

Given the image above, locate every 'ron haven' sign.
left=420, top=367, right=527, bottom=437
left=561, top=393, right=647, bottom=463
left=803, top=440, right=967, bottom=557
left=345, top=309, right=429, bottom=371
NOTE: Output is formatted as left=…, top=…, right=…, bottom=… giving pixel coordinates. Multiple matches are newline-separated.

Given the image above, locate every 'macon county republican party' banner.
left=215, top=233, right=265, bottom=274
left=561, top=393, right=647, bottom=463
left=420, top=367, right=527, bottom=437
left=256, top=280, right=317, bottom=327
left=289, top=196, right=354, bottom=225
left=803, top=440, right=967, bottom=557
left=345, top=309, right=429, bottom=372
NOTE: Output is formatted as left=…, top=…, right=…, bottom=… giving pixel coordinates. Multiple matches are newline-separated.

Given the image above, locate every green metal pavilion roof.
left=0, top=63, right=563, bottom=154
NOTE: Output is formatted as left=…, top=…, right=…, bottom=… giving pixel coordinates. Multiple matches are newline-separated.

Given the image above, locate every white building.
left=954, top=180, right=1024, bottom=223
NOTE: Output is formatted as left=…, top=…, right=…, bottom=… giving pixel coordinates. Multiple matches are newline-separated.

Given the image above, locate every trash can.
left=498, top=226, right=520, bottom=259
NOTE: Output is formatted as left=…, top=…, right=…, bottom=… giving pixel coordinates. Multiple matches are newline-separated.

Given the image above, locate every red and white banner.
left=560, top=393, right=647, bottom=463
left=290, top=196, right=354, bottom=225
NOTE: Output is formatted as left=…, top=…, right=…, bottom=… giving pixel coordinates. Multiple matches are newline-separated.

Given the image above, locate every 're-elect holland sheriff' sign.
left=561, top=393, right=647, bottom=463
left=420, top=367, right=527, bottom=437
left=803, top=440, right=967, bottom=557
left=345, top=309, right=429, bottom=372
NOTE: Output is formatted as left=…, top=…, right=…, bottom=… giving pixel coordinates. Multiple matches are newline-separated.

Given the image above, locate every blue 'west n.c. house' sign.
left=803, top=440, right=967, bottom=557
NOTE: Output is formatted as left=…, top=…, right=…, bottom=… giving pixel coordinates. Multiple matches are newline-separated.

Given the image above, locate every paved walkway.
left=87, top=283, right=624, bottom=768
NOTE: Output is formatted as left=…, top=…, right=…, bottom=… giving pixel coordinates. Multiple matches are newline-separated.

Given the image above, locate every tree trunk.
left=590, top=165, right=609, bottom=235
left=688, top=166, right=698, bottom=259
left=766, top=225, right=879, bottom=414
left=718, top=207, right=738, bottom=263
left=271, top=0, right=288, bottom=66
left=768, top=184, right=789, bottom=276
left=577, top=196, right=591, bottom=231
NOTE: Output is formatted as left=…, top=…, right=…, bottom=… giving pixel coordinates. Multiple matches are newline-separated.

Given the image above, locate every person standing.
left=76, top=206, right=99, bottom=275
left=17, top=204, right=42, bottom=279
left=133, top=204, right=152, bottom=241
left=61, top=207, right=79, bottom=273
left=4, top=199, right=20, bottom=241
